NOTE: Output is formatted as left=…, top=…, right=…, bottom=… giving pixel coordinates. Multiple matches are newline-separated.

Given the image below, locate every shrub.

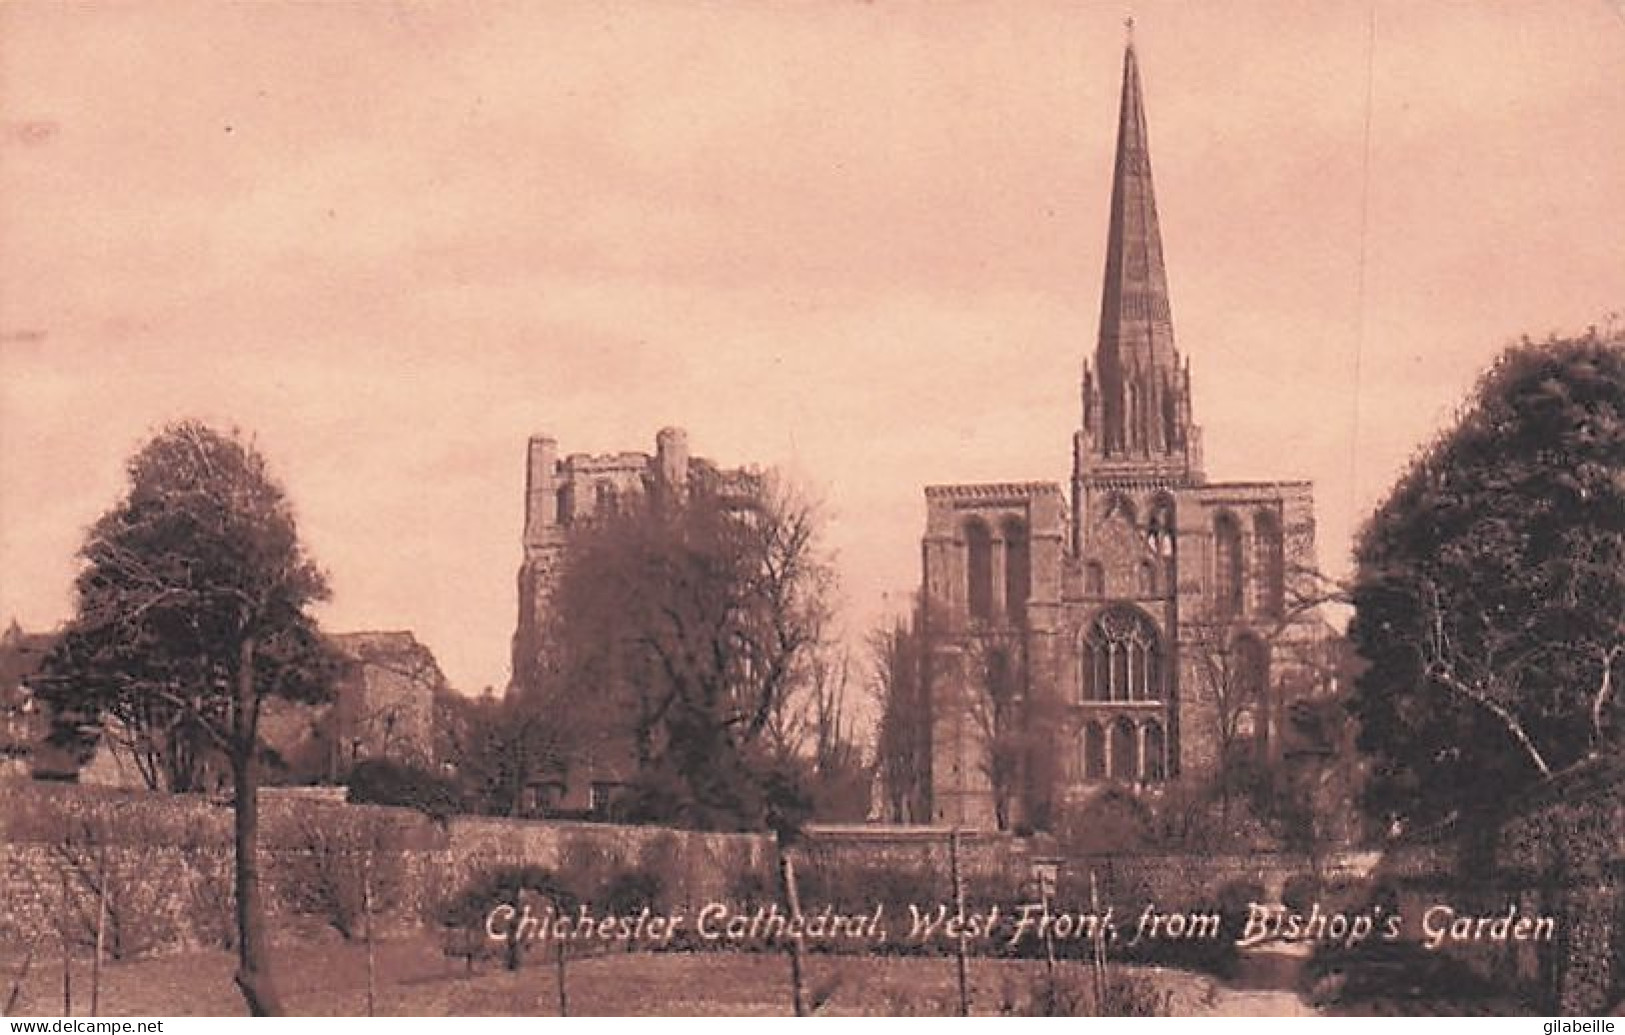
left=439, top=865, right=577, bottom=972
left=600, top=867, right=662, bottom=915
left=1281, top=873, right=1319, bottom=914
left=346, top=759, right=462, bottom=820
left=997, top=967, right=1171, bottom=1016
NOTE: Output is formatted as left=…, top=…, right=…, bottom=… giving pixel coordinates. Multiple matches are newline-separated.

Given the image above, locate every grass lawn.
left=4, top=936, right=1278, bottom=1017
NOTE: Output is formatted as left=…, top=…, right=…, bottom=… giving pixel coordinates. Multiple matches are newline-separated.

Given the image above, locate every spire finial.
left=1124, top=15, right=1135, bottom=47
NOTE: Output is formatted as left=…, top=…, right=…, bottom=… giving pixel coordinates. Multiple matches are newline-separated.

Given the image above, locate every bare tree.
left=960, top=628, right=1026, bottom=831
left=1182, top=563, right=1346, bottom=822
left=287, top=808, right=405, bottom=1015
left=537, top=467, right=838, bottom=831
left=867, top=615, right=930, bottom=824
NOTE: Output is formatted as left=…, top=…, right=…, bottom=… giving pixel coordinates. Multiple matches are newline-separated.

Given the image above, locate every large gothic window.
left=1003, top=517, right=1030, bottom=621
left=1214, top=511, right=1244, bottom=619
left=965, top=519, right=993, bottom=621
left=1081, top=608, right=1162, bottom=702
left=1255, top=510, right=1285, bottom=618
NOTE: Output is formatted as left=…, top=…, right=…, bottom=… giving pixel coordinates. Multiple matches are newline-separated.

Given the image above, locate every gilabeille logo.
left=1544, top=1021, right=1614, bottom=1034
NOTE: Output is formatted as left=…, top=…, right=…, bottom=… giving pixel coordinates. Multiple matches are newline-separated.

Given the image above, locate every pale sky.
left=2, top=1, right=1622, bottom=697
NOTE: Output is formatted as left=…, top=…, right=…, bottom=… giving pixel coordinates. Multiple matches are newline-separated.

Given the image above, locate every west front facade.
left=922, top=39, right=1329, bottom=830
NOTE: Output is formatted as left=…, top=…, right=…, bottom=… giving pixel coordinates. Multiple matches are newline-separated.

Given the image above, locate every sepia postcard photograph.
left=1, top=0, right=1622, bottom=1020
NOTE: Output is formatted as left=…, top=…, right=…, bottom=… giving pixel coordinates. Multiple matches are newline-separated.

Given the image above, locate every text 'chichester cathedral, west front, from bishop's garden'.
left=920, top=38, right=1331, bottom=831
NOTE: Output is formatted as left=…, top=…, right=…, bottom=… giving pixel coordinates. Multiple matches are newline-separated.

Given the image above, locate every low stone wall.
left=0, top=780, right=773, bottom=956
left=1, top=782, right=1362, bottom=962
left=795, top=823, right=1361, bottom=928
left=11, top=773, right=1612, bottom=1011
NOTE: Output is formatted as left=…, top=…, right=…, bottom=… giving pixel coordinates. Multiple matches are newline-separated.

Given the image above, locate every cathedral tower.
left=918, top=31, right=1325, bottom=831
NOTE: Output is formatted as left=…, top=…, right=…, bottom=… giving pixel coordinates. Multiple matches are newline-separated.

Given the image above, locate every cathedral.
left=921, top=38, right=1327, bottom=830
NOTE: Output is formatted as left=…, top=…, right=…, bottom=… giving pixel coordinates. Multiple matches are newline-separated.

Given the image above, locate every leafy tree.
left=1348, top=333, right=1625, bottom=829
left=37, top=422, right=335, bottom=1015
left=437, top=685, right=564, bottom=818
left=528, top=465, right=835, bottom=833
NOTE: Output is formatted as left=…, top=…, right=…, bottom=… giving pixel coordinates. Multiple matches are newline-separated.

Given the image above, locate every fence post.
left=950, top=827, right=969, bottom=1017
left=778, top=847, right=807, bottom=1017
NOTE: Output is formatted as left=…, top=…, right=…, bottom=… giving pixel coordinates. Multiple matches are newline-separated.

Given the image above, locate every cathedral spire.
left=1098, top=34, right=1177, bottom=391
left=1083, top=32, right=1192, bottom=467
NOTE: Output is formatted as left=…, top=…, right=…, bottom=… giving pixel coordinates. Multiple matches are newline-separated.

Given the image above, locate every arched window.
left=1003, top=518, right=1030, bottom=621
left=965, top=519, right=993, bottom=621
left=1214, top=511, right=1244, bottom=619
left=1233, top=634, right=1270, bottom=762
left=1128, top=382, right=1141, bottom=451
left=594, top=480, right=620, bottom=514
left=1084, top=723, right=1106, bottom=779
left=986, top=648, right=1013, bottom=704
left=1084, top=561, right=1105, bottom=596
left=1110, top=718, right=1137, bottom=780
left=1144, top=722, right=1166, bottom=781
left=1082, top=629, right=1107, bottom=701
left=1081, top=608, right=1162, bottom=702
left=1162, top=386, right=1180, bottom=448
left=1148, top=495, right=1177, bottom=558
left=1104, top=493, right=1138, bottom=527
left=1255, top=510, right=1285, bottom=618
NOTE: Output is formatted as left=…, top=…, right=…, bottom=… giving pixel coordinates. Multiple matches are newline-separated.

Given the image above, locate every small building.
left=326, top=630, right=441, bottom=770
left=0, top=620, right=59, bottom=779
left=1, top=619, right=446, bottom=788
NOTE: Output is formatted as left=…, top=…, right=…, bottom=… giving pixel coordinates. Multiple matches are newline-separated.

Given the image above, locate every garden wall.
left=24, top=771, right=1608, bottom=1008
left=2, top=781, right=1351, bottom=962
left=0, top=780, right=773, bottom=956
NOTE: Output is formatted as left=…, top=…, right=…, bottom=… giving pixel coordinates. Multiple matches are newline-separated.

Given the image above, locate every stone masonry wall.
left=0, top=780, right=773, bottom=956
left=2, top=781, right=1350, bottom=962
